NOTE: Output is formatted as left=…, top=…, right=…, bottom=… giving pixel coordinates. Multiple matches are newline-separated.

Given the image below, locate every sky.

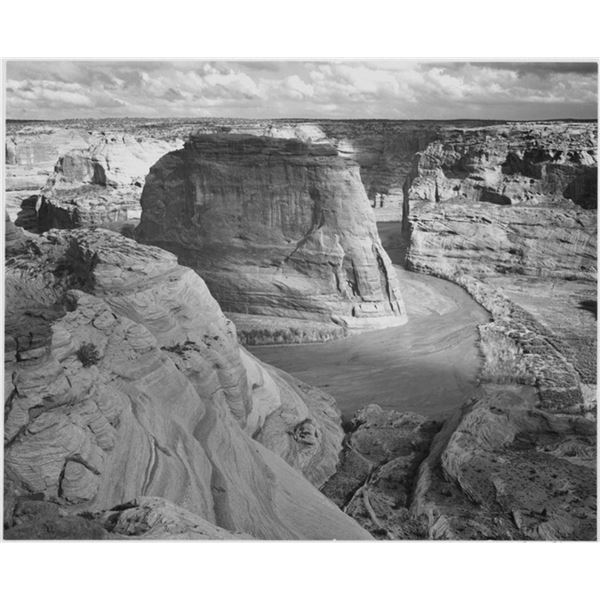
left=5, top=60, right=598, bottom=121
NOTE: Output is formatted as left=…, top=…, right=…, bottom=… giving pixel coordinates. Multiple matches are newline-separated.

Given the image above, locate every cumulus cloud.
left=5, top=60, right=598, bottom=120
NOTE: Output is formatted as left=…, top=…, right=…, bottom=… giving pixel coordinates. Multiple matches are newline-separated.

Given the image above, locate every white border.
left=1, top=2, right=599, bottom=599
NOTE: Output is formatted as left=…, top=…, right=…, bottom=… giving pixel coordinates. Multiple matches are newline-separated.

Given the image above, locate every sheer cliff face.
left=403, top=122, right=598, bottom=280
left=136, top=134, right=407, bottom=343
left=37, top=136, right=182, bottom=231
left=406, top=122, right=597, bottom=209
left=5, top=125, right=182, bottom=232
left=4, top=227, right=369, bottom=540
left=318, top=122, right=442, bottom=221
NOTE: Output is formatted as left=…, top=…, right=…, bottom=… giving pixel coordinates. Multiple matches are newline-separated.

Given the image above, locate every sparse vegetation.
left=160, top=340, right=201, bottom=355
left=76, top=342, right=100, bottom=367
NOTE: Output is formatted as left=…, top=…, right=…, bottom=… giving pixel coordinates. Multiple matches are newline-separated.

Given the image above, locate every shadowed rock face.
left=317, top=121, right=444, bottom=221
left=136, top=134, right=407, bottom=343
left=3, top=492, right=253, bottom=540
left=405, top=122, right=597, bottom=210
left=37, top=136, right=182, bottom=232
left=403, top=122, right=598, bottom=278
left=4, top=227, right=370, bottom=540
left=321, top=390, right=596, bottom=541
left=5, top=124, right=182, bottom=233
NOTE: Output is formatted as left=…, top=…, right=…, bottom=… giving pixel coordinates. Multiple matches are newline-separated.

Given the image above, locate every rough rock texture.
left=136, top=134, right=407, bottom=343
left=317, top=121, right=445, bottom=220
left=322, top=388, right=596, bottom=541
left=97, top=496, right=253, bottom=539
left=404, top=122, right=597, bottom=285
left=410, top=384, right=596, bottom=540
left=407, top=202, right=596, bottom=279
left=321, top=404, right=441, bottom=539
left=405, top=122, right=597, bottom=211
left=4, top=228, right=370, bottom=540
left=5, top=122, right=184, bottom=233
left=3, top=493, right=252, bottom=540
left=37, top=135, right=180, bottom=231
left=403, top=122, right=597, bottom=410
left=319, top=122, right=597, bottom=541
left=5, top=127, right=90, bottom=230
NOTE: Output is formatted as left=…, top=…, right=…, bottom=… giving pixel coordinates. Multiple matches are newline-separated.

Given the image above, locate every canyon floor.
left=251, top=223, right=490, bottom=420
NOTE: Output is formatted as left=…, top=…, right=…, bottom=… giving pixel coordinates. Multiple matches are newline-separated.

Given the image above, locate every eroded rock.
left=410, top=385, right=596, bottom=540
left=4, top=228, right=370, bottom=540
left=136, top=133, right=407, bottom=343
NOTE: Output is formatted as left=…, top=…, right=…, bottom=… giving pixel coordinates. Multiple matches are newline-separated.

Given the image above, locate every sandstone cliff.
left=405, top=122, right=597, bottom=211
left=4, top=227, right=370, bottom=540
left=5, top=122, right=184, bottom=233
left=136, top=134, right=407, bottom=343
left=318, top=121, right=443, bottom=221
left=328, top=121, right=597, bottom=540
left=36, top=135, right=181, bottom=232
left=402, top=122, right=597, bottom=407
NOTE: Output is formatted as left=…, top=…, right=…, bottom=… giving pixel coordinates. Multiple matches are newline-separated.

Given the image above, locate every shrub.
left=76, top=342, right=100, bottom=367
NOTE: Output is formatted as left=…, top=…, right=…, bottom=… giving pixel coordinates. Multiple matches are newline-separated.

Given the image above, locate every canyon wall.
left=318, top=121, right=443, bottom=220
left=402, top=122, right=597, bottom=404
left=319, top=120, right=597, bottom=541
left=4, top=225, right=370, bottom=540
left=5, top=124, right=182, bottom=232
left=136, top=133, right=407, bottom=343
left=36, top=135, right=180, bottom=231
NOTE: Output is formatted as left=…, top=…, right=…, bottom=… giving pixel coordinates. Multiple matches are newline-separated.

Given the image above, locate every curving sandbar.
left=250, top=223, right=489, bottom=419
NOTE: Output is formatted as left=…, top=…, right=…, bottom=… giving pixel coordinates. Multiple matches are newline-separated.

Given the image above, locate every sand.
left=250, top=223, right=489, bottom=420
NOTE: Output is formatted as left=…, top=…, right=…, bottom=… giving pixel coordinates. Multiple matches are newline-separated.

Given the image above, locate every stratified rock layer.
left=405, top=122, right=597, bottom=211
left=4, top=228, right=370, bottom=540
left=403, top=122, right=597, bottom=408
left=318, top=121, right=445, bottom=220
left=371, top=121, right=598, bottom=540
left=5, top=123, right=183, bottom=233
left=38, top=136, right=181, bottom=232
left=136, top=134, right=407, bottom=343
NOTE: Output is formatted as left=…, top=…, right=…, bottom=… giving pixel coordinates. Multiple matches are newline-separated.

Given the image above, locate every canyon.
left=3, top=117, right=597, bottom=540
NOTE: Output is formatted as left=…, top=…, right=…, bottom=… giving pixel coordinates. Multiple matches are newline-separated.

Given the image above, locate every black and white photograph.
left=3, top=57, right=597, bottom=542
left=1, top=4, right=599, bottom=597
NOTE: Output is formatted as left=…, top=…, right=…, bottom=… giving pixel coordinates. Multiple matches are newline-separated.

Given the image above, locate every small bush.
left=76, top=342, right=100, bottom=367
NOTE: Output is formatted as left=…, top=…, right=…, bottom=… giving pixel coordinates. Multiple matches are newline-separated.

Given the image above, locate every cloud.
left=467, top=61, right=598, bottom=76
left=5, top=60, right=598, bottom=120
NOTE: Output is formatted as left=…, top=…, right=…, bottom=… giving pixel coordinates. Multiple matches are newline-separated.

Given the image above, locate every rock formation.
left=5, top=126, right=91, bottom=230
left=317, top=121, right=444, bottom=221
left=403, top=122, right=597, bottom=277
left=405, top=122, right=597, bottom=210
left=36, top=135, right=180, bottom=232
left=4, top=491, right=252, bottom=540
left=5, top=121, right=185, bottom=233
left=321, top=388, right=596, bottom=541
left=410, top=384, right=596, bottom=540
left=333, top=120, right=598, bottom=541
left=136, top=133, right=407, bottom=343
left=402, top=122, right=597, bottom=407
left=4, top=226, right=370, bottom=540
left=321, top=405, right=441, bottom=539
